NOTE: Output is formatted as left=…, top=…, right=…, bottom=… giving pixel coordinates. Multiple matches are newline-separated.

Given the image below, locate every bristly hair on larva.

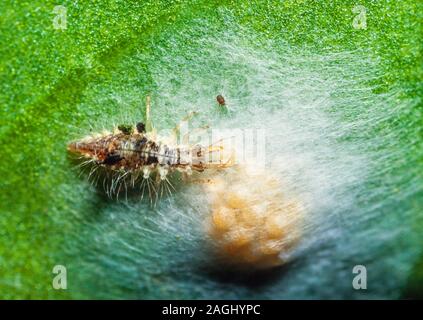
left=67, top=96, right=235, bottom=205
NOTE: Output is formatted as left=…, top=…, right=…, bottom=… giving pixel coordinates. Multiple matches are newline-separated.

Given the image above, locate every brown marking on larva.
left=103, top=154, right=124, bottom=165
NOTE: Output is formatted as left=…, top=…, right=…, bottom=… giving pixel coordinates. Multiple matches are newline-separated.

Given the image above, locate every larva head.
left=68, top=123, right=141, bottom=164
left=67, top=133, right=115, bottom=163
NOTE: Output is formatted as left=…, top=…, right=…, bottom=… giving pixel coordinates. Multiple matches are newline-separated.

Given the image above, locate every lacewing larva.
left=68, top=96, right=234, bottom=203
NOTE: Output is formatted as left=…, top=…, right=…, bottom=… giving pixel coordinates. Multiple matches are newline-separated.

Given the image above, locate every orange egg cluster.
left=206, top=173, right=303, bottom=269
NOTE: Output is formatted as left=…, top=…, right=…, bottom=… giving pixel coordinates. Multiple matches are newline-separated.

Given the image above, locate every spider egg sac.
left=205, top=171, right=304, bottom=269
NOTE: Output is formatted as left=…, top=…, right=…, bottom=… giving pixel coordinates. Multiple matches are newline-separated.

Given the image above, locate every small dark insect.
left=118, top=124, right=134, bottom=135
left=136, top=122, right=146, bottom=133
left=216, top=95, right=226, bottom=106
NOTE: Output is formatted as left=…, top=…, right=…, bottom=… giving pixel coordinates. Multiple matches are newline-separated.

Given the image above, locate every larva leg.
left=144, top=95, right=158, bottom=139
left=145, top=95, right=153, bottom=132
left=181, top=111, right=199, bottom=122
left=172, top=111, right=199, bottom=142
left=181, top=125, right=209, bottom=145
